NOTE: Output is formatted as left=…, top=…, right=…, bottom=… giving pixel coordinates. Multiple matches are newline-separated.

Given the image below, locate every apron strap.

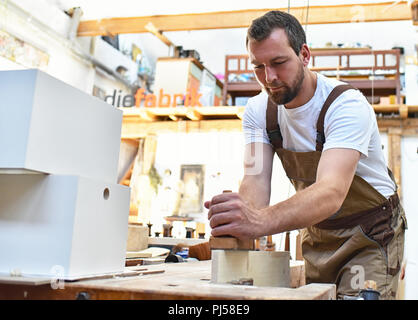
left=315, top=84, right=357, bottom=151
left=387, top=167, right=398, bottom=192
left=266, top=98, right=283, bottom=149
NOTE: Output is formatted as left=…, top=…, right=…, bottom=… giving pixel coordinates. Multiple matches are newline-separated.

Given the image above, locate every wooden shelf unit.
left=222, top=55, right=261, bottom=105
left=310, top=48, right=402, bottom=103
left=222, top=48, right=402, bottom=105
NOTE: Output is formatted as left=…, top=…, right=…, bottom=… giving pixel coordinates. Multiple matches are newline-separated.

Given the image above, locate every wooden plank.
left=188, top=242, right=211, bottom=261
left=122, top=106, right=246, bottom=119
left=290, top=260, right=305, bottom=288
left=144, top=22, right=174, bottom=47
left=64, top=268, right=165, bottom=282
left=209, top=236, right=255, bottom=250
left=121, top=119, right=243, bottom=138
left=126, top=224, right=149, bottom=252
left=0, top=268, right=161, bottom=285
left=121, top=105, right=417, bottom=129
left=122, top=116, right=418, bottom=138
left=295, top=232, right=303, bottom=261
left=77, top=2, right=412, bottom=36
left=0, top=275, right=51, bottom=286
left=148, top=237, right=207, bottom=246
left=126, top=247, right=170, bottom=259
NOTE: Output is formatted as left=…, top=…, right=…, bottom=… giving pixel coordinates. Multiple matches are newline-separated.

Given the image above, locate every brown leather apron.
left=266, top=84, right=407, bottom=299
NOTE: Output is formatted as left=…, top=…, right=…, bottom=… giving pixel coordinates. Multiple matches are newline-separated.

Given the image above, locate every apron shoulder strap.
left=316, top=84, right=357, bottom=151
left=266, top=98, right=283, bottom=149
left=387, top=167, right=398, bottom=192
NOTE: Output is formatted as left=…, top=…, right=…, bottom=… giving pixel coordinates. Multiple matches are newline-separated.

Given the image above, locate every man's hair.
left=246, top=11, right=306, bottom=55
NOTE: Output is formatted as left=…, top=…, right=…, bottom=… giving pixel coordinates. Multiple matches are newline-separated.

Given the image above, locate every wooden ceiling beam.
left=77, top=2, right=412, bottom=37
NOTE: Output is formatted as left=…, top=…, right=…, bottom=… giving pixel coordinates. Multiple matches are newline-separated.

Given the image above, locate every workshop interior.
left=0, top=0, right=417, bottom=301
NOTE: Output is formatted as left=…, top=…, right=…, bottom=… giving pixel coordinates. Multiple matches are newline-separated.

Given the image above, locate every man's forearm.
left=239, top=176, right=271, bottom=210
left=261, top=180, right=343, bottom=235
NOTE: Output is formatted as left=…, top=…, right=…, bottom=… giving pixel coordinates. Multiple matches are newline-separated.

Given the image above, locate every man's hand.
left=204, top=142, right=273, bottom=239
left=205, top=192, right=265, bottom=239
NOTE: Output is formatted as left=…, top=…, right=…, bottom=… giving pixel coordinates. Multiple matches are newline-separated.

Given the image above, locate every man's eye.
left=253, top=65, right=263, bottom=69
left=274, top=61, right=285, bottom=65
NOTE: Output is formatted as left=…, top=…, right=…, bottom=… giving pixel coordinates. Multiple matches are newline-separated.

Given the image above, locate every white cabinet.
left=0, top=69, right=130, bottom=280
left=0, top=174, right=130, bottom=279
left=0, top=69, right=122, bottom=184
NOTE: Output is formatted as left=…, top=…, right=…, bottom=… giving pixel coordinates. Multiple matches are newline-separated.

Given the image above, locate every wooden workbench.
left=0, top=260, right=335, bottom=300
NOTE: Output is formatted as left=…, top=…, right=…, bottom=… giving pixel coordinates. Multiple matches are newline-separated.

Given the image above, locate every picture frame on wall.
left=179, top=164, right=205, bottom=215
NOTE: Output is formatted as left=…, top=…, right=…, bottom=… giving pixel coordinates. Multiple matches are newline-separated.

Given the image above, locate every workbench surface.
left=0, top=260, right=335, bottom=300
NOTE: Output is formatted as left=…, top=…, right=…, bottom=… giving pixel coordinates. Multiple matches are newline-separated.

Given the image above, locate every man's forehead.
left=247, top=28, right=292, bottom=57
left=248, top=35, right=293, bottom=64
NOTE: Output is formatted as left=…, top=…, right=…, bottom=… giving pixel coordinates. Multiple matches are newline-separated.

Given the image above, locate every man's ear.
left=299, top=44, right=311, bottom=67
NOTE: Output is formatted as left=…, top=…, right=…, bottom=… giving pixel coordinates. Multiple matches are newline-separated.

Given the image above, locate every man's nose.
left=265, top=66, right=278, bottom=84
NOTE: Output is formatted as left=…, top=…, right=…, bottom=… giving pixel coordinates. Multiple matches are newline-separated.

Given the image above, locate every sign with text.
left=105, top=88, right=203, bottom=108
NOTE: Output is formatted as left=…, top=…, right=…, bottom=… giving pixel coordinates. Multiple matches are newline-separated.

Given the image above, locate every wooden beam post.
left=387, top=128, right=403, bottom=200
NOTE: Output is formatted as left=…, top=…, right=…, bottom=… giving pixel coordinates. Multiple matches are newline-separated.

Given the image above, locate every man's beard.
left=266, top=63, right=305, bottom=105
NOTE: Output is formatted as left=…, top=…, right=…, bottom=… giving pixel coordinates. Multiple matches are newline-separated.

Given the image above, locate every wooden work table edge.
left=0, top=261, right=336, bottom=300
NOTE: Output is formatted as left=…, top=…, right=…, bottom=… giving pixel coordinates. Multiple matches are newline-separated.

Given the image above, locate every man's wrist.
left=259, top=205, right=282, bottom=236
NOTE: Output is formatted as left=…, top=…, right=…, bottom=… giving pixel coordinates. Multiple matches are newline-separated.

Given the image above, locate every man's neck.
left=284, top=70, right=317, bottom=109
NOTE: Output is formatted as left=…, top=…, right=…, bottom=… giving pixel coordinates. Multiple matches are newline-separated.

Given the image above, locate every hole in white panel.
left=103, top=188, right=110, bottom=200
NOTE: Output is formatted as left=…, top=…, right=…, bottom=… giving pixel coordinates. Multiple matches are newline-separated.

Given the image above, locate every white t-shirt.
left=243, top=73, right=396, bottom=198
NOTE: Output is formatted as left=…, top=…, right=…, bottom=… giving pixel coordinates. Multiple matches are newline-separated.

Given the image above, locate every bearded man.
left=206, top=11, right=407, bottom=300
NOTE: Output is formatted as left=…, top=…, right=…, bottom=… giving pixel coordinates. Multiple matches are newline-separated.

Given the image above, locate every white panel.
left=0, top=174, right=77, bottom=277
left=0, top=69, right=123, bottom=183
left=405, top=63, right=418, bottom=105
left=401, top=136, right=418, bottom=300
left=69, top=176, right=130, bottom=278
left=0, top=69, right=37, bottom=168
left=153, top=59, right=190, bottom=96
left=0, top=174, right=130, bottom=279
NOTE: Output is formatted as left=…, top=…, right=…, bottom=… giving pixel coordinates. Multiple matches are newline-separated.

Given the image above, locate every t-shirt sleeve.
left=323, top=90, right=374, bottom=158
left=242, top=94, right=271, bottom=146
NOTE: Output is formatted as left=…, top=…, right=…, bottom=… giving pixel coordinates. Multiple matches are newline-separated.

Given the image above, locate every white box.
left=0, top=174, right=130, bottom=279
left=0, top=69, right=122, bottom=183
